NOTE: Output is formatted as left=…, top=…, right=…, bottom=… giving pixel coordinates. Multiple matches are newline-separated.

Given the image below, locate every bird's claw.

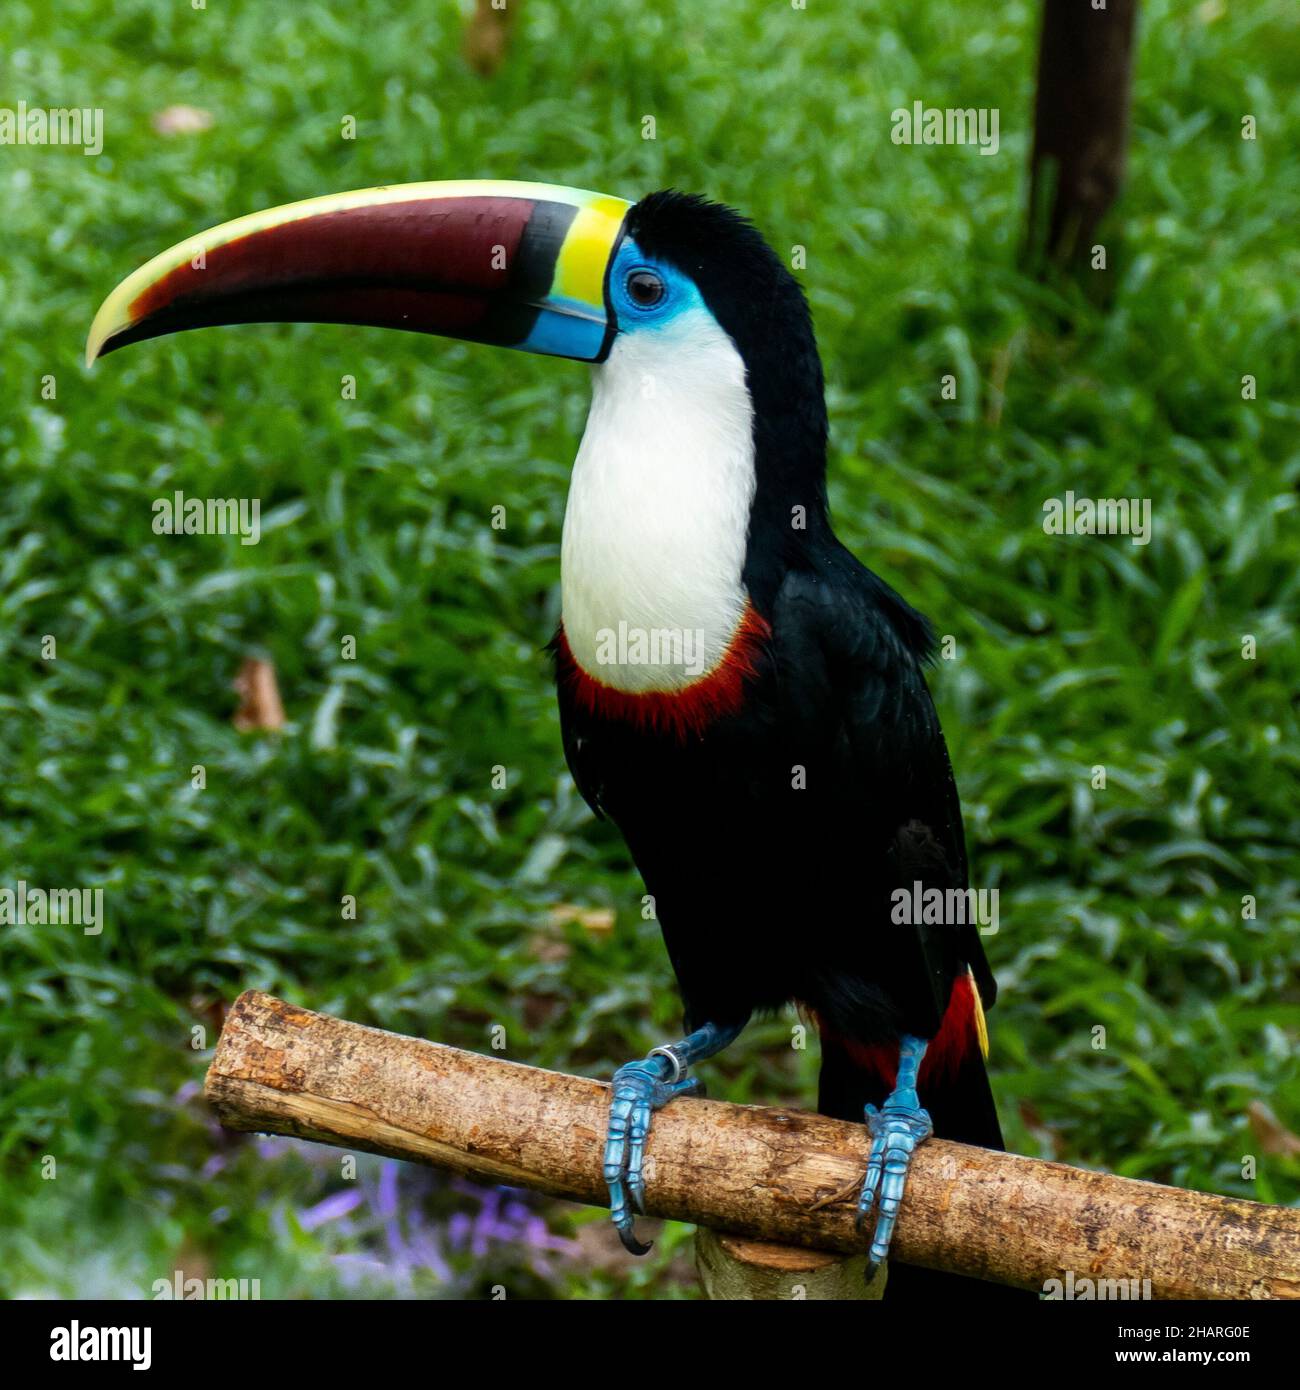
left=855, top=1098, right=933, bottom=1270
left=603, top=1053, right=702, bottom=1254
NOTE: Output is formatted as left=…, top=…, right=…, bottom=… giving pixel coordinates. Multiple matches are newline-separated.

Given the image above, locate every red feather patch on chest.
left=553, top=603, right=770, bottom=741
left=822, top=972, right=982, bottom=1089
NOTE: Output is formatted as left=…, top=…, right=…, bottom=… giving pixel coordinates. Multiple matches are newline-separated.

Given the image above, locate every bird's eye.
left=626, top=269, right=665, bottom=307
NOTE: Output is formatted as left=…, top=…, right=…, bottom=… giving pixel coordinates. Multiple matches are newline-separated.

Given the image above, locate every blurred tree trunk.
left=1026, top=0, right=1139, bottom=283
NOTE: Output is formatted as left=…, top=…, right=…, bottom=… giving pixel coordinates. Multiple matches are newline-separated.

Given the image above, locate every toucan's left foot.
left=602, top=1018, right=746, bottom=1254
left=856, top=1033, right=933, bottom=1270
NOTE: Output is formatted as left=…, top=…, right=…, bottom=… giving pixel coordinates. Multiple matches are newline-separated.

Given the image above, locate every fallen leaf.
left=152, top=105, right=214, bottom=137
left=1247, top=1100, right=1300, bottom=1157
left=463, top=0, right=516, bottom=76
left=527, top=933, right=571, bottom=964
left=548, top=902, right=615, bottom=934
left=232, top=657, right=285, bottom=732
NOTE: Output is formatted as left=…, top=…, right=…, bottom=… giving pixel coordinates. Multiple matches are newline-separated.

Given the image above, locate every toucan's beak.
left=86, top=180, right=631, bottom=368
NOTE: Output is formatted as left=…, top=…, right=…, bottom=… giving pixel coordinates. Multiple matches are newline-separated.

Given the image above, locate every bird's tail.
left=817, top=1017, right=1030, bottom=1302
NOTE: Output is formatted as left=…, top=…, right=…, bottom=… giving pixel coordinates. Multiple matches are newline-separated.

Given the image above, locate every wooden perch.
left=204, top=991, right=1300, bottom=1299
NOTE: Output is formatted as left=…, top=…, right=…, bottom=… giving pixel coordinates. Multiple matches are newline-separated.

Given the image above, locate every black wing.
left=771, top=549, right=996, bottom=1038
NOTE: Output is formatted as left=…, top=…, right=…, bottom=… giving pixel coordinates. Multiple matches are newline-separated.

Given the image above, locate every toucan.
left=89, top=180, right=1017, bottom=1298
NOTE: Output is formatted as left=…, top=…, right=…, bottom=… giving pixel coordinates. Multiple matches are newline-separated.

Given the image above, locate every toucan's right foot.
left=603, top=1049, right=702, bottom=1254
left=602, top=1018, right=746, bottom=1254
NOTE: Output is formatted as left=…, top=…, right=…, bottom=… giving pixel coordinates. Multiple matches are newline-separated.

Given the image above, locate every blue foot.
left=855, top=1034, right=933, bottom=1271
left=603, top=1053, right=702, bottom=1254
left=603, top=1019, right=745, bottom=1255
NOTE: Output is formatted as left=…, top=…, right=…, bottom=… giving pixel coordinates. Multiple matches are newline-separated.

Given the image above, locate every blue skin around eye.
left=519, top=237, right=703, bottom=359
left=606, top=238, right=704, bottom=332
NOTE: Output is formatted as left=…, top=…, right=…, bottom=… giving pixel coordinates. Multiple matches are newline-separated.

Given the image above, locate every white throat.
left=560, top=311, right=756, bottom=692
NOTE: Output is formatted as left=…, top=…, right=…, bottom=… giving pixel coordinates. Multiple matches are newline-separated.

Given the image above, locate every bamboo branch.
left=204, top=991, right=1300, bottom=1300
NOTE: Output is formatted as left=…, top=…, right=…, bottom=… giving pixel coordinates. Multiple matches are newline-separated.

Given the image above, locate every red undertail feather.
left=821, top=972, right=984, bottom=1089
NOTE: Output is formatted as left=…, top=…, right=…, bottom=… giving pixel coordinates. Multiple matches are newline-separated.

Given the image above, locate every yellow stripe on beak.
left=550, top=195, right=635, bottom=310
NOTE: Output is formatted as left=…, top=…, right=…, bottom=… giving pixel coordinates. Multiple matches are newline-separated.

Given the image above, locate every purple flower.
left=299, top=1188, right=366, bottom=1230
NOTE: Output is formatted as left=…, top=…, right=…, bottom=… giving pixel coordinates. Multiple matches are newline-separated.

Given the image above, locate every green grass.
left=1, top=0, right=1297, bottom=1297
